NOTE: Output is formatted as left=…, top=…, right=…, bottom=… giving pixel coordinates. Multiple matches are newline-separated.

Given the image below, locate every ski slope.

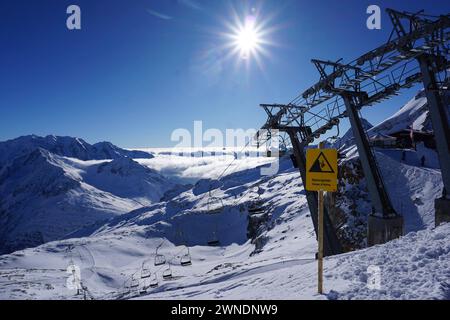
left=0, top=90, right=449, bottom=300
left=0, top=152, right=447, bottom=300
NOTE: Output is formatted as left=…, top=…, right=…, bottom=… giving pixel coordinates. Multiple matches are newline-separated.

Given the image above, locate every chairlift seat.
left=149, top=274, right=158, bottom=288
left=162, top=270, right=172, bottom=280
left=248, top=203, right=264, bottom=213
left=154, top=254, right=166, bottom=266
left=181, top=260, right=192, bottom=266
left=180, top=255, right=192, bottom=266
left=207, top=240, right=220, bottom=246
left=141, top=269, right=151, bottom=279
left=208, top=207, right=222, bottom=214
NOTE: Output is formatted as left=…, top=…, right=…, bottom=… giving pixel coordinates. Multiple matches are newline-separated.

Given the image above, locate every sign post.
left=318, top=188, right=324, bottom=294
left=306, top=143, right=337, bottom=294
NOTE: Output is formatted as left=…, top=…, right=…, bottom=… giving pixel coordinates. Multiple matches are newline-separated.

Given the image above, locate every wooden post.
left=318, top=189, right=324, bottom=294
left=318, top=141, right=324, bottom=294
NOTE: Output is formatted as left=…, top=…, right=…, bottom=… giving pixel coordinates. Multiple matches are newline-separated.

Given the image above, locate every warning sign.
left=306, top=149, right=337, bottom=192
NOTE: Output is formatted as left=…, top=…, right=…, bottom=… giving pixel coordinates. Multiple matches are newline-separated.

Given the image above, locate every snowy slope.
left=0, top=149, right=142, bottom=254
left=0, top=90, right=448, bottom=300
left=0, top=149, right=446, bottom=300
left=80, top=157, right=176, bottom=206
left=369, top=89, right=449, bottom=135
left=0, top=157, right=317, bottom=300
left=334, top=118, right=373, bottom=149
left=0, top=149, right=176, bottom=255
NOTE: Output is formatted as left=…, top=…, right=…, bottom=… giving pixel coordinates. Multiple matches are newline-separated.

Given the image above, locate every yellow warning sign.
left=306, top=149, right=338, bottom=192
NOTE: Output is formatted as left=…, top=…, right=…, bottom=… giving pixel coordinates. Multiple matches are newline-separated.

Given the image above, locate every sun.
left=223, top=10, right=271, bottom=64
left=233, top=18, right=261, bottom=59
left=219, top=6, right=278, bottom=72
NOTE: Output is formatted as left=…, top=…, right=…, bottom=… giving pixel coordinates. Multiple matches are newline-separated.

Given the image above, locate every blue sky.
left=0, top=0, right=448, bottom=147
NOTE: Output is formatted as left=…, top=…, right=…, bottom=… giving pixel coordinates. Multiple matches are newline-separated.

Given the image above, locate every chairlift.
left=141, top=262, right=151, bottom=279
left=154, top=244, right=166, bottom=266
left=150, top=274, right=158, bottom=288
left=207, top=231, right=220, bottom=246
left=130, top=275, right=139, bottom=288
left=154, top=253, right=166, bottom=266
left=248, top=202, right=264, bottom=214
left=248, top=188, right=264, bottom=214
left=140, top=277, right=153, bottom=294
left=139, top=282, right=148, bottom=295
left=180, top=247, right=192, bottom=266
left=162, top=266, right=172, bottom=280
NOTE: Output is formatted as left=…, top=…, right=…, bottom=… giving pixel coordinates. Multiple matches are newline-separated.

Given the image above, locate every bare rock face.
left=246, top=201, right=271, bottom=255
left=327, top=157, right=371, bottom=252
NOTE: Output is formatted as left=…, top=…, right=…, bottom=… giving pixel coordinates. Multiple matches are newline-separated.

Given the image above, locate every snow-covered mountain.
left=0, top=89, right=449, bottom=300
left=0, top=135, right=153, bottom=168
left=334, top=118, right=373, bottom=149
left=0, top=148, right=135, bottom=254
left=82, top=157, right=175, bottom=205
left=369, top=90, right=430, bottom=135
left=0, top=137, right=174, bottom=255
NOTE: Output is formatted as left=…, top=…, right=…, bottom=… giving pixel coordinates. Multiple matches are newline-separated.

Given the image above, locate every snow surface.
left=0, top=151, right=447, bottom=300
left=0, top=141, right=171, bottom=255
left=0, top=90, right=449, bottom=300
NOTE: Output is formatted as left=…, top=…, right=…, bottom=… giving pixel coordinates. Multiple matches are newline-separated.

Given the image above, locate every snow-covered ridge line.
left=0, top=134, right=153, bottom=167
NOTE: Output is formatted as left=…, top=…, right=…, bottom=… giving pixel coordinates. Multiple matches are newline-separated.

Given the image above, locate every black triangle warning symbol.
left=309, top=152, right=335, bottom=173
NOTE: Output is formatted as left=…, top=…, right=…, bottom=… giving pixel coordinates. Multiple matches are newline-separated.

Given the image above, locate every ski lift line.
left=229, top=176, right=272, bottom=209
left=138, top=245, right=192, bottom=283
left=193, top=132, right=272, bottom=214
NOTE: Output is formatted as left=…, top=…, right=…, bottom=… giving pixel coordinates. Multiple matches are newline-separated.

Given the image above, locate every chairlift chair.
left=154, top=253, right=166, bottom=266
left=207, top=231, right=220, bottom=246
left=248, top=190, right=264, bottom=214
left=180, top=247, right=192, bottom=266
left=150, top=274, right=158, bottom=288
left=139, top=285, right=147, bottom=295
left=140, top=277, right=153, bottom=294
left=153, top=240, right=167, bottom=267
left=141, top=263, right=151, bottom=279
left=248, top=202, right=264, bottom=214
left=248, top=198, right=264, bottom=213
left=162, top=266, right=172, bottom=280
left=180, top=254, right=192, bottom=266
left=130, top=276, right=139, bottom=288
left=207, top=239, right=220, bottom=246
left=154, top=245, right=166, bottom=266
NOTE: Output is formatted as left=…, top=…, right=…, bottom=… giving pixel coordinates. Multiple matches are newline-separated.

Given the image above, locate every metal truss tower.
left=258, top=8, right=450, bottom=251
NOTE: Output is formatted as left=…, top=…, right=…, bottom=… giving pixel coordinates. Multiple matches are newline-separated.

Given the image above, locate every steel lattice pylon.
left=256, top=8, right=450, bottom=252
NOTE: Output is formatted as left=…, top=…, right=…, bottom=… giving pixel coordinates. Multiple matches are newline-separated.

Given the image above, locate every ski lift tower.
left=258, top=8, right=450, bottom=248
left=386, top=9, right=450, bottom=226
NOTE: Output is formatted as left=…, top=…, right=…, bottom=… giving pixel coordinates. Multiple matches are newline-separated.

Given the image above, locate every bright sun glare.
left=221, top=6, right=277, bottom=71
left=225, top=12, right=268, bottom=62
left=235, top=20, right=261, bottom=58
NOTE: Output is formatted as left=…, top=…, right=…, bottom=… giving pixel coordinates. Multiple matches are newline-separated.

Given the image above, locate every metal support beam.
left=417, top=54, right=450, bottom=225
left=286, top=129, right=342, bottom=256
left=341, top=94, right=403, bottom=245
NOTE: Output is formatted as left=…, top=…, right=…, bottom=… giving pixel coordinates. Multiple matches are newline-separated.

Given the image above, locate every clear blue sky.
left=1, top=0, right=448, bottom=147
